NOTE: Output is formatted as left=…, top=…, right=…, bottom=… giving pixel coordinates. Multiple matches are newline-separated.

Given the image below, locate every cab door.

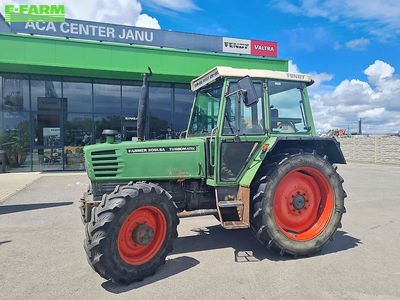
left=215, top=80, right=267, bottom=184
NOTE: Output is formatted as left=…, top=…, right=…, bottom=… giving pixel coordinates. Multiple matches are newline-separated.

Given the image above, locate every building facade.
left=0, top=26, right=288, bottom=172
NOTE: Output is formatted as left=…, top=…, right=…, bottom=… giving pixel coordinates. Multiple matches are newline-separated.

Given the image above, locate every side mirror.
left=237, top=76, right=258, bottom=107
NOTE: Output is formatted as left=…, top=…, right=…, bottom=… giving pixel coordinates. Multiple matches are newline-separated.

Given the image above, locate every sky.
left=2, top=0, right=400, bottom=133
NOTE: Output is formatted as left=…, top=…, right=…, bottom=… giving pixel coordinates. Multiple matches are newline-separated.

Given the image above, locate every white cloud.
left=1, top=0, right=160, bottom=27
left=308, top=72, right=334, bottom=89
left=358, top=107, right=385, bottom=119
left=308, top=60, right=400, bottom=133
left=289, top=61, right=334, bottom=91
left=135, top=14, right=160, bottom=29
left=364, top=60, right=395, bottom=86
left=328, top=79, right=374, bottom=105
left=146, top=0, right=199, bottom=12
left=274, top=0, right=400, bottom=25
left=273, top=0, right=400, bottom=39
left=345, top=38, right=370, bottom=51
left=288, top=60, right=300, bottom=73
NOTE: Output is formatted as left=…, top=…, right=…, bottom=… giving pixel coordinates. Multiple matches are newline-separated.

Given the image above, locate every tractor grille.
left=91, top=150, right=119, bottom=178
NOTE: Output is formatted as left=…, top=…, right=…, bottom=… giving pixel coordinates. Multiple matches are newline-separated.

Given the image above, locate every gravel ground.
left=0, top=163, right=399, bottom=299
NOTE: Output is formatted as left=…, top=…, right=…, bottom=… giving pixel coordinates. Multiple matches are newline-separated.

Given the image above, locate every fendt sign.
left=10, top=18, right=278, bottom=57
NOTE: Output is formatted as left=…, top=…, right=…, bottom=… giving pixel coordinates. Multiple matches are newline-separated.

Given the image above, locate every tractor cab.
left=187, top=66, right=315, bottom=184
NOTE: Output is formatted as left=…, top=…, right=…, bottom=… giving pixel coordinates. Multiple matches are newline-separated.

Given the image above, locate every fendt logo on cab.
left=5, top=4, right=65, bottom=22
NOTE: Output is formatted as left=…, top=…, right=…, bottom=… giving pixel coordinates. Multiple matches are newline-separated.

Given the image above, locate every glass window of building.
left=0, top=111, right=31, bottom=172
left=0, top=72, right=205, bottom=171
left=1, top=74, right=30, bottom=112
left=174, top=84, right=194, bottom=136
left=94, top=114, right=121, bottom=143
left=65, top=113, right=93, bottom=147
left=30, top=77, right=64, bottom=172
left=63, top=79, right=92, bottom=113
left=32, top=110, right=66, bottom=148
left=149, top=83, right=173, bottom=140
left=32, top=148, right=63, bottom=172
left=93, top=81, right=121, bottom=114
left=122, top=81, right=141, bottom=117
left=121, top=82, right=141, bottom=141
left=30, top=77, right=62, bottom=112
left=31, top=104, right=64, bottom=172
left=65, top=113, right=92, bottom=170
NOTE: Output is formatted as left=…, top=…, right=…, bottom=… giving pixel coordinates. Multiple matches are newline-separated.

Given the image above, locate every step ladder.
left=215, top=186, right=250, bottom=229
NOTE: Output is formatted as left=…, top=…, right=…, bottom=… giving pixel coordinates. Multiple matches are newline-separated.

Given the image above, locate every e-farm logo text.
left=5, top=4, right=65, bottom=22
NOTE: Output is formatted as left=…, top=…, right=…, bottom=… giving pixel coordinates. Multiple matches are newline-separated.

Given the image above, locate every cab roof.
left=191, top=66, right=313, bottom=91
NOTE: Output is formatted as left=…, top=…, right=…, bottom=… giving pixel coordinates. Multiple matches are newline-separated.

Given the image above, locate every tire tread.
left=250, top=149, right=346, bottom=256
left=83, top=182, right=178, bottom=284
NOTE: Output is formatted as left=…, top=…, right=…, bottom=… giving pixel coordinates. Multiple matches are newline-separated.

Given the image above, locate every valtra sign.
left=251, top=40, right=277, bottom=57
left=10, top=18, right=278, bottom=58
left=222, top=37, right=277, bottom=57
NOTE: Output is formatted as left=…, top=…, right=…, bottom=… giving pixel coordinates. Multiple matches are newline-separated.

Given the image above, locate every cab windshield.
left=187, top=80, right=223, bottom=136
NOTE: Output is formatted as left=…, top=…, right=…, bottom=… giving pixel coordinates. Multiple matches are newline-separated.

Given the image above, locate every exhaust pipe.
left=137, top=66, right=152, bottom=142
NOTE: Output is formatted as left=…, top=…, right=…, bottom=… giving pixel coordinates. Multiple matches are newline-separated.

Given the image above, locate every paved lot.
left=0, top=163, right=399, bottom=299
left=0, top=172, right=84, bottom=203
left=0, top=172, right=41, bottom=203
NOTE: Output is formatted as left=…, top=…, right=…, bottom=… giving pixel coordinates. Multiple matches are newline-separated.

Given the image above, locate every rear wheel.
left=84, top=182, right=178, bottom=284
left=251, top=151, right=346, bottom=256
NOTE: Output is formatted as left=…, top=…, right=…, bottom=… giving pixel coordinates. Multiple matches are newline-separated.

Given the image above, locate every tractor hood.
left=84, top=138, right=206, bottom=182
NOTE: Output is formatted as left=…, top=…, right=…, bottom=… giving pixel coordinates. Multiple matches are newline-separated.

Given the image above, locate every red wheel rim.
left=118, top=206, right=167, bottom=265
left=273, top=167, right=334, bottom=241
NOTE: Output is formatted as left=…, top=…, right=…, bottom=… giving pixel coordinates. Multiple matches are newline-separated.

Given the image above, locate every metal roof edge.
left=0, top=32, right=289, bottom=63
left=0, top=13, right=11, bottom=33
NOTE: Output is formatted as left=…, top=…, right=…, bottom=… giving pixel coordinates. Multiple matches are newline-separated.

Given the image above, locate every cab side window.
left=222, top=82, right=264, bottom=135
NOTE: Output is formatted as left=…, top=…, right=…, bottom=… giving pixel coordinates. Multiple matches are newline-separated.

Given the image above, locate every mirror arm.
left=225, top=89, right=246, bottom=99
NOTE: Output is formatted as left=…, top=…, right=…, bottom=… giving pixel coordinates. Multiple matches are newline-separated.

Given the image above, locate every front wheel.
left=84, top=182, right=178, bottom=284
left=251, top=151, right=346, bottom=256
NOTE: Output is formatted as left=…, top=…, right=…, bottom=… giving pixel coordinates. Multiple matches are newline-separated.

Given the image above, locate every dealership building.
left=0, top=14, right=288, bottom=172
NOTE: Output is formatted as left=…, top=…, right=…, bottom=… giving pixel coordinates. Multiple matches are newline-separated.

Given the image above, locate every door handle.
left=209, top=126, right=217, bottom=168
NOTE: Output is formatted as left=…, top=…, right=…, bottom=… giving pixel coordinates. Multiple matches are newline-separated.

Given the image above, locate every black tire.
left=84, top=182, right=179, bottom=284
left=251, top=150, right=347, bottom=256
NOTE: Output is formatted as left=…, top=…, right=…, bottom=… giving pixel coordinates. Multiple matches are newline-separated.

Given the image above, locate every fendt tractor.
left=80, top=66, right=347, bottom=284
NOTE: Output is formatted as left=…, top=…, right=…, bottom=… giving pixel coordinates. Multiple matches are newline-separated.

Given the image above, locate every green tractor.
left=80, top=66, right=347, bottom=284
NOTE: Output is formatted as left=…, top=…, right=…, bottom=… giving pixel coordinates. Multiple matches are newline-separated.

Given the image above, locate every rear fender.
left=268, top=137, right=346, bottom=164
left=239, top=137, right=345, bottom=188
